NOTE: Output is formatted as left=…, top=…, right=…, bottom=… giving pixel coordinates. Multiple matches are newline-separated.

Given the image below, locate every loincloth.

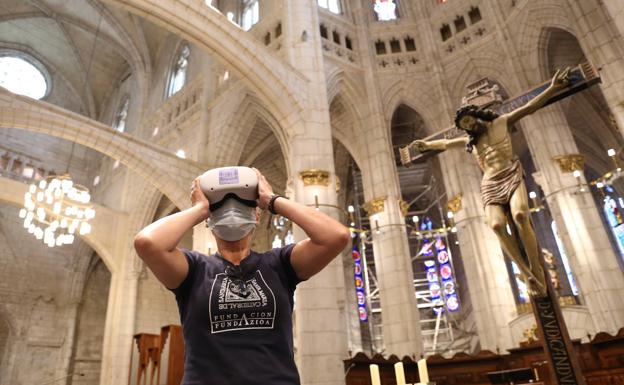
left=481, top=159, right=524, bottom=207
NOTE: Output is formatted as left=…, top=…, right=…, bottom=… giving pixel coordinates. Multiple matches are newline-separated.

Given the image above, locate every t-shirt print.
left=209, top=270, right=276, bottom=333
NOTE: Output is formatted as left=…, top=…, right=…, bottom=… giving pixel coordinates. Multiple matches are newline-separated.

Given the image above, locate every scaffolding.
left=351, top=161, right=472, bottom=357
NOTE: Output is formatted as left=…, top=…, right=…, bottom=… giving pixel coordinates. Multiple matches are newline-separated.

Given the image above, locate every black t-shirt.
left=171, top=244, right=302, bottom=385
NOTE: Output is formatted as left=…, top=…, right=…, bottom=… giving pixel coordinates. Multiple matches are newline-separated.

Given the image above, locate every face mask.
left=208, top=200, right=257, bottom=242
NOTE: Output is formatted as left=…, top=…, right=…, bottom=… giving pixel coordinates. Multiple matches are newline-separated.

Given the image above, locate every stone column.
left=521, top=104, right=624, bottom=333
left=554, top=1, right=624, bottom=136
left=291, top=170, right=348, bottom=385
left=344, top=0, right=424, bottom=358
left=99, top=264, right=139, bottom=385
left=193, top=223, right=216, bottom=255
left=100, top=182, right=159, bottom=385
left=365, top=195, right=423, bottom=357
left=279, top=1, right=350, bottom=383
left=437, top=148, right=517, bottom=352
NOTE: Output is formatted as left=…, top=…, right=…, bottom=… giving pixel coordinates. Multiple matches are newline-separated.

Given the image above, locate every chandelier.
left=19, top=174, right=95, bottom=247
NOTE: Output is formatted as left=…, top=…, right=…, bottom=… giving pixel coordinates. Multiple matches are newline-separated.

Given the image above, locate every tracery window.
left=373, top=0, right=397, bottom=21
left=318, top=0, right=342, bottom=15
left=0, top=54, right=49, bottom=100
left=600, top=190, right=624, bottom=267
left=241, top=0, right=259, bottom=31
left=166, top=44, right=190, bottom=98
left=113, top=97, right=129, bottom=133
left=550, top=220, right=579, bottom=295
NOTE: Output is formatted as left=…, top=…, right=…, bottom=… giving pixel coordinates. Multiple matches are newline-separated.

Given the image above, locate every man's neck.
left=216, top=235, right=252, bottom=265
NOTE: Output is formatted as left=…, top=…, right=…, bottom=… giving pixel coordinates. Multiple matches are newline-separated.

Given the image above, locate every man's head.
left=199, top=167, right=260, bottom=242
left=454, top=104, right=499, bottom=153
left=454, top=104, right=499, bottom=133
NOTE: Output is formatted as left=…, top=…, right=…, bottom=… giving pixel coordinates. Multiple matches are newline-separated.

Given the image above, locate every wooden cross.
left=398, top=61, right=602, bottom=385
left=399, top=61, right=601, bottom=166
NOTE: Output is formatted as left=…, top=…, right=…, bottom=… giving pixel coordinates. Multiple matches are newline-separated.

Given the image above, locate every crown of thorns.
left=454, top=104, right=498, bottom=128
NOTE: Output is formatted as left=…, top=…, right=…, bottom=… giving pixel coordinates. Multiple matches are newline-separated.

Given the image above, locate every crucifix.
left=400, top=61, right=601, bottom=385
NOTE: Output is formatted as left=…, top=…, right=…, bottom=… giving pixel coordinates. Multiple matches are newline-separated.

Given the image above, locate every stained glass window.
left=373, top=0, right=397, bottom=21
left=419, top=218, right=460, bottom=314
left=166, top=44, right=190, bottom=98
left=0, top=55, right=48, bottom=99
left=601, top=192, right=624, bottom=263
left=352, top=238, right=368, bottom=322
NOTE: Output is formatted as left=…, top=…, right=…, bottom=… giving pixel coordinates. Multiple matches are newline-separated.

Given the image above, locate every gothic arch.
left=326, top=73, right=367, bottom=170
left=0, top=90, right=203, bottom=209
left=381, top=79, right=441, bottom=136
left=102, top=0, right=306, bottom=135
left=448, top=53, right=519, bottom=106
left=212, top=93, right=292, bottom=176
left=538, top=26, right=623, bottom=178
left=512, top=2, right=576, bottom=83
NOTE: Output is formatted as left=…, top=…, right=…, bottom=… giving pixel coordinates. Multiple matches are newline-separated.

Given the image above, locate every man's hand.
left=253, top=168, right=274, bottom=210
left=190, top=177, right=210, bottom=219
left=551, top=67, right=571, bottom=90
left=412, top=140, right=431, bottom=152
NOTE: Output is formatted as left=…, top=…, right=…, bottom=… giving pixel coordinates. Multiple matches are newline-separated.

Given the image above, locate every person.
left=133, top=168, right=350, bottom=385
left=412, top=68, right=571, bottom=296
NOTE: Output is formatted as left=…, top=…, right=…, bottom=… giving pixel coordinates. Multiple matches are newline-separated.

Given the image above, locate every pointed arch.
left=447, top=52, right=518, bottom=105
left=210, top=92, right=292, bottom=179
left=381, top=78, right=441, bottom=136
left=102, top=0, right=306, bottom=134
left=326, top=70, right=367, bottom=169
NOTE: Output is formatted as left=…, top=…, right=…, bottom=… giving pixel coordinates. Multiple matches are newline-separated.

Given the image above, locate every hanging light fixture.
left=18, top=9, right=102, bottom=247
left=19, top=175, right=95, bottom=247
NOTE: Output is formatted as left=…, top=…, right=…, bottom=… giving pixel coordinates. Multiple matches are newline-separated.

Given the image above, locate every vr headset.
left=199, top=166, right=258, bottom=211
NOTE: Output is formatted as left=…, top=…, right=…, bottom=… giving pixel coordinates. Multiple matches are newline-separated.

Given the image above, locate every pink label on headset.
left=219, top=168, right=239, bottom=185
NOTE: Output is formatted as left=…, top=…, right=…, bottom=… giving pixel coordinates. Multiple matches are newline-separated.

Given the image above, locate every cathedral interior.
left=0, top=0, right=624, bottom=384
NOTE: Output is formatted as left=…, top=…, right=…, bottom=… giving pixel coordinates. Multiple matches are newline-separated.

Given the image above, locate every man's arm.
left=255, top=169, right=350, bottom=280
left=133, top=178, right=209, bottom=289
left=504, top=67, right=570, bottom=125
left=411, top=137, right=469, bottom=152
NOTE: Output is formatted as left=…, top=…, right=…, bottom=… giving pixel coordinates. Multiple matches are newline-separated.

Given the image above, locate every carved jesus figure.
left=413, top=68, right=571, bottom=296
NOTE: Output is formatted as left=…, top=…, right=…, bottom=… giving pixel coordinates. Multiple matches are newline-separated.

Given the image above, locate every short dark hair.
left=454, top=104, right=499, bottom=153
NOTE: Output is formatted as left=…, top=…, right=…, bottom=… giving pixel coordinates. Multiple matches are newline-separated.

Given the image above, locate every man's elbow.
left=133, top=233, right=154, bottom=259
left=334, top=225, right=351, bottom=251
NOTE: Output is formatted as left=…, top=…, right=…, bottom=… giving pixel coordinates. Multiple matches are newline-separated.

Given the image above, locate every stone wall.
left=0, top=203, right=107, bottom=385
left=71, top=260, right=111, bottom=385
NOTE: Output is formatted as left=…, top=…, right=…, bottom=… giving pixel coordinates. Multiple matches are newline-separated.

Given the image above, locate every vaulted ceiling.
left=0, top=0, right=169, bottom=118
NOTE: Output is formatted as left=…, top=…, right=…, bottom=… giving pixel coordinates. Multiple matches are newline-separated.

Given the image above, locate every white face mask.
left=208, top=200, right=257, bottom=242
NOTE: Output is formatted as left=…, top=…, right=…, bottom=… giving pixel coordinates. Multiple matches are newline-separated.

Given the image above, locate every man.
left=134, top=167, right=350, bottom=384
left=413, top=68, right=571, bottom=296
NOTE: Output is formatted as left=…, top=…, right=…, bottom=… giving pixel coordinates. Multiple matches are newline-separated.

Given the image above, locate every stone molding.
left=399, top=199, right=409, bottom=216
left=299, top=169, right=330, bottom=187
left=552, top=154, right=586, bottom=173
left=447, top=193, right=463, bottom=213
left=364, top=196, right=386, bottom=217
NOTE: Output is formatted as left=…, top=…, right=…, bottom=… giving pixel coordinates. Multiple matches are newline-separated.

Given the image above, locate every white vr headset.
left=198, top=166, right=259, bottom=211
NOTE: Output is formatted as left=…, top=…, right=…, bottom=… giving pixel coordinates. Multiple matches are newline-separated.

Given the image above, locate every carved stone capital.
left=364, top=196, right=386, bottom=217
left=447, top=193, right=463, bottom=213
left=399, top=199, right=409, bottom=216
left=552, top=154, right=585, bottom=173
left=299, top=169, right=330, bottom=187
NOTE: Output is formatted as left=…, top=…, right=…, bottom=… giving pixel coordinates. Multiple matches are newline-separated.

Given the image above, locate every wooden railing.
left=129, top=325, right=184, bottom=385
